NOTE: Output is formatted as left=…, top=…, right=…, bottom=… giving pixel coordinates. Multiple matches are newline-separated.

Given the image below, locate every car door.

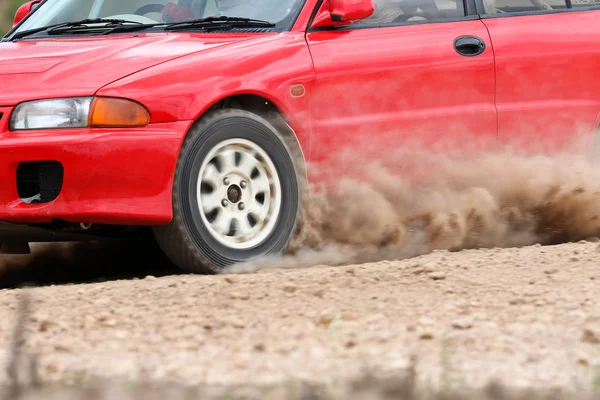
left=305, top=0, right=497, bottom=173
left=477, top=0, right=600, bottom=153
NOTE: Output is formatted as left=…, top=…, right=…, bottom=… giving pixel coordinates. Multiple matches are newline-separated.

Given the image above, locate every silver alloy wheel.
left=197, top=138, right=282, bottom=250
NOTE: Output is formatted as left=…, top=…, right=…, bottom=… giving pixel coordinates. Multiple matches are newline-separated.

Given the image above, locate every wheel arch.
left=188, top=93, right=308, bottom=184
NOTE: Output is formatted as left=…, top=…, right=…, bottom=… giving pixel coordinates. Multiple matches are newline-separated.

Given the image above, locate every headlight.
left=10, top=97, right=93, bottom=130
left=10, top=97, right=150, bottom=131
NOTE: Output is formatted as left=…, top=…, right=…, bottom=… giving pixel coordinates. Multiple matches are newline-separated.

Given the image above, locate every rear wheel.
left=152, top=109, right=300, bottom=273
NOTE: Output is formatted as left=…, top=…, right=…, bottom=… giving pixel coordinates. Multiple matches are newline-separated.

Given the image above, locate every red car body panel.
left=0, top=117, right=191, bottom=224
left=482, top=11, right=600, bottom=152
left=0, top=31, right=316, bottom=225
left=305, top=20, right=497, bottom=166
left=0, top=34, right=258, bottom=106
left=1, top=0, right=600, bottom=228
left=96, top=32, right=315, bottom=152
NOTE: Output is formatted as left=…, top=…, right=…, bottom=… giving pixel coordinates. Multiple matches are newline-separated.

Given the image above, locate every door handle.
left=454, top=36, right=486, bottom=57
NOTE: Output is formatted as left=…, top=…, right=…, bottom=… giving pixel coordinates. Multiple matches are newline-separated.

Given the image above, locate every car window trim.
left=307, top=15, right=482, bottom=33
left=306, top=0, right=482, bottom=33
left=465, top=0, right=480, bottom=15
left=282, top=0, right=310, bottom=30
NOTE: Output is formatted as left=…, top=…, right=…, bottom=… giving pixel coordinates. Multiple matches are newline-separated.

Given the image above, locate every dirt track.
left=1, top=240, right=599, bottom=394
left=2, top=150, right=600, bottom=398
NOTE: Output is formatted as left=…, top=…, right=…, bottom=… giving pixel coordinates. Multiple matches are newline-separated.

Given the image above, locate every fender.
left=96, top=32, right=316, bottom=159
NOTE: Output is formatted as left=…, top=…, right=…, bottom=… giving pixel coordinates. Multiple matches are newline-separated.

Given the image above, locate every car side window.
left=480, top=0, right=600, bottom=14
left=482, top=0, right=568, bottom=13
left=570, top=0, right=600, bottom=7
left=357, top=0, right=466, bottom=25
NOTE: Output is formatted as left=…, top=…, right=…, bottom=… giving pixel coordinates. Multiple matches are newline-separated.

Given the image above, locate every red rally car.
left=1, top=0, right=600, bottom=273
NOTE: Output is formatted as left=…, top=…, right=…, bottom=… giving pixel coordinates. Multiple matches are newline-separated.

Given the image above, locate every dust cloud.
left=227, top=143, right=600, bottom=273
left=3, top=141, right=600, bottom=281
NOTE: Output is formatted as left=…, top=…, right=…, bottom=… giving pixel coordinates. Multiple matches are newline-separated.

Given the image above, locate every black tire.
left=152, top=109, right=301, bottom=274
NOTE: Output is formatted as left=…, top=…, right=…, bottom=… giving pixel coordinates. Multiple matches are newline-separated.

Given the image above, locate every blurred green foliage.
left=1, top=0, right=28, bottom=36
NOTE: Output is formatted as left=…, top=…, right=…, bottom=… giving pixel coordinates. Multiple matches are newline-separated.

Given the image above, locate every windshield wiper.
left=9, top=18, right=151, bottom=41
left=164, top=16, right=275, bottom=31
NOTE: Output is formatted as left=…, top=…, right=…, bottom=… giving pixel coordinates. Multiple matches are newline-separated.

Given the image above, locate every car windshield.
left=13, top=0, right=304, bottom=34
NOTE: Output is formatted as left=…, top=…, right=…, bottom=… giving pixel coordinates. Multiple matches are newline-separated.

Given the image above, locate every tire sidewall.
left=176, top=111, right=299, bottom=267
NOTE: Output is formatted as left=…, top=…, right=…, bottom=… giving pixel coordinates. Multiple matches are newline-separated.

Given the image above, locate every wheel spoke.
left=237, top=215, right=254, bottom=237
left=217, top=149, right=236, bottom=174
left=249, top=202, right=268, bottom=224
left=237, top=151, right=257, bottom=177
left=200, top=191, right=221, bottom=214
left=252, top=172, right=272, bottom=194
left=211, top=210, right=232, bottom=235
left=202, top=163, right=221, bottom=187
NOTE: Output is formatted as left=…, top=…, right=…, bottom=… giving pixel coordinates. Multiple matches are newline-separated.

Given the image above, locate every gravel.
left=0, top=241, right=599, bottom=395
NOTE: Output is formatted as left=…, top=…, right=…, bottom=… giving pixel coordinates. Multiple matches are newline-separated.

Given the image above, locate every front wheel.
left=152, top=109, right=300, bottom=274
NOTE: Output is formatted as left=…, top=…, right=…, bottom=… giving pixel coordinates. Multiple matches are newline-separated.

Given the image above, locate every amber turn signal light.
left=89, top=97, right=150, bottom=128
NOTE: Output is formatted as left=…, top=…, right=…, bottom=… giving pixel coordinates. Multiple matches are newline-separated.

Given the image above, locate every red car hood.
left=0, top=32, right=261, bottom=106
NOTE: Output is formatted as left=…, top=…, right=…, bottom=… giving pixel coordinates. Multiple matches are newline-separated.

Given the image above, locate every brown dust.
left=2, top=146, right=600, bottom=281
left=228, top=146, right=600, bottom=272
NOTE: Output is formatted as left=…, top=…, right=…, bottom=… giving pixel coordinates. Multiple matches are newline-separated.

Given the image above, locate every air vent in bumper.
left=16, top=161, right=64, bottom=204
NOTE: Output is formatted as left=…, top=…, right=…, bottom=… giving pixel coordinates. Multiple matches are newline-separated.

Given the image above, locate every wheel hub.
left=226, top=184, right=242, bottom=204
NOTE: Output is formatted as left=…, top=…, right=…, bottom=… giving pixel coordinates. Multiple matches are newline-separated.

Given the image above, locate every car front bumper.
left=0, top=119, right=192, bottom=226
